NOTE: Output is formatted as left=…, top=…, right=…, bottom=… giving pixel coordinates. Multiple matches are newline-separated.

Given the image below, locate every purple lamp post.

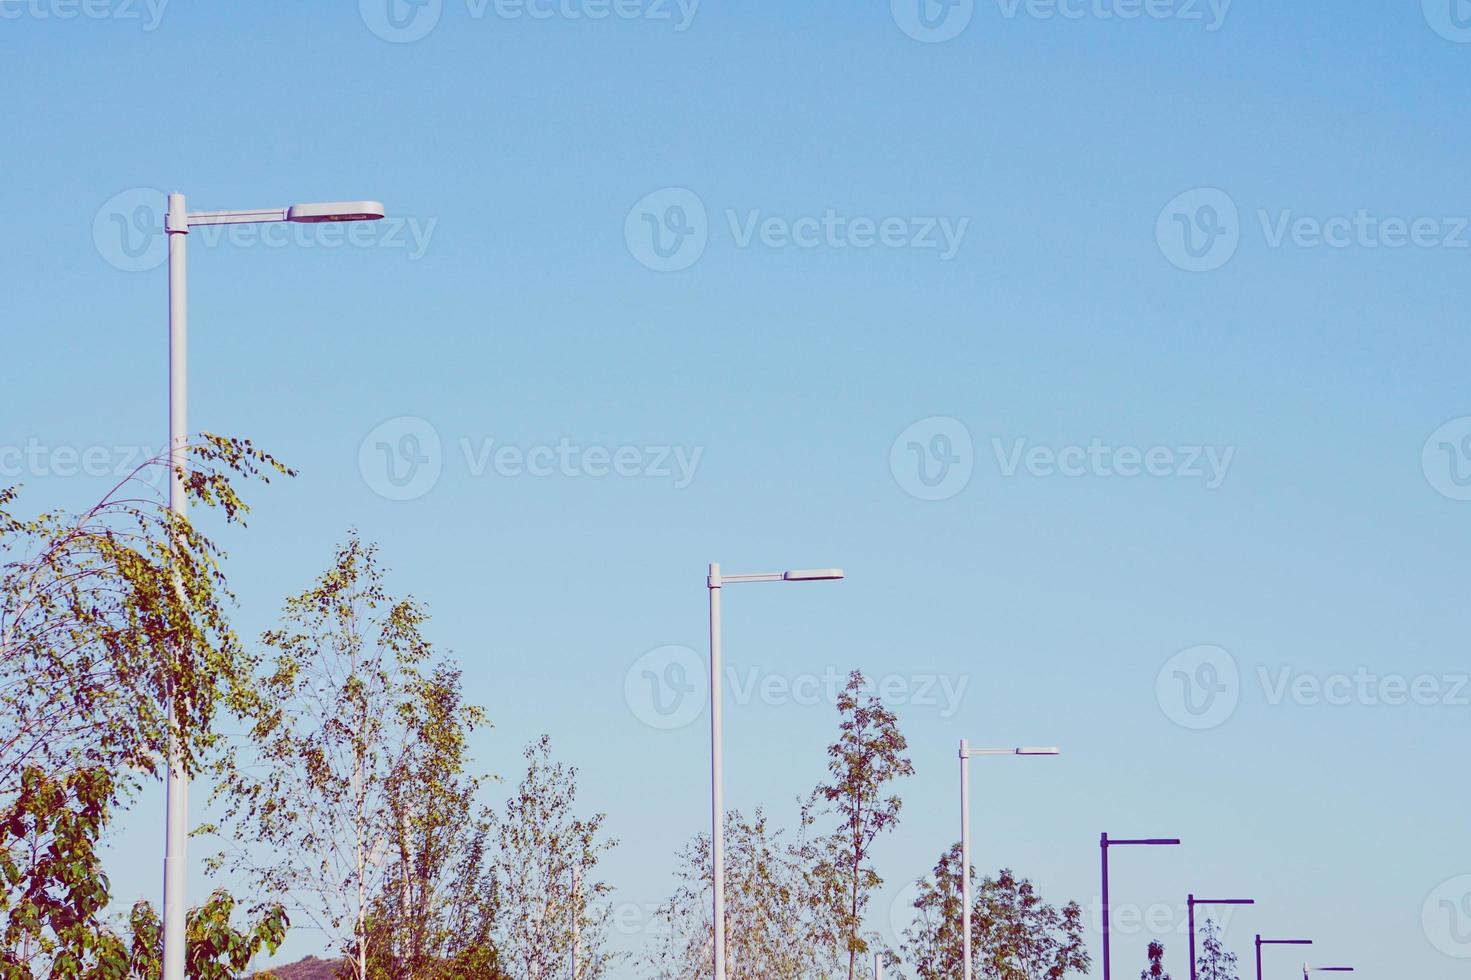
left=1100, top=834, right=1181, bottom=980
left=1188, top=895, right=1255, bottom=980
left=1255, top=936, right=1311, bottom=980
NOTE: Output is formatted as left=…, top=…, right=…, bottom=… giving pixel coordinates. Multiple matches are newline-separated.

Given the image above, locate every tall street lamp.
left=706, top=563, right=843, bottom=980
left=1187, top=895, right=1254, bottom=980
left=161, top=193, right=384, bottom=980
left=958, top=743, right=1060, bottom=980
left=1100, top=834, right=1181, bottom=980
left=1255, top=936, right=1311, bottom=980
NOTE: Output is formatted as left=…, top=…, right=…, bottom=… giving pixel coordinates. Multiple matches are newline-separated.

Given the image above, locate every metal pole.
left=708, top=563, right=725, bottom=980
left=1255, top=936, right=1262, bottom=980
left=571, top=863, right=580, bottom=979
left=162, top=191, right=189, bottom=980
left=960, top=740, right=972, bottom=980
left=1188, top=895, right=1197, bottom=980
left=1100, top=834, right=1111, bottom=980
left=874, top=952, right=883, bottom=980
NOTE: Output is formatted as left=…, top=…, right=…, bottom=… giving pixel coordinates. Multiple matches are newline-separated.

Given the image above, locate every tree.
left=0, top=437, right=291, bottom=798
left=972, top=869, right=1089, bottom=980
left=211, top=537, right=481, bottom=980
left=491, top=737, right=616, bottom=980
left=643, top=808, right=840, bottom=980
left=901, top=843, right=969, bottom=980
left=902, top=848, right=1090, bottom=980
left=1196, top=919, right=1239, bottom=980
left=363, top=666, right=502, bottom=980
left=1140, top=941, right=1170, bottom=980
left=805, top=671, right=914, bottom=979
left=0, top=765, right=286, bottom=980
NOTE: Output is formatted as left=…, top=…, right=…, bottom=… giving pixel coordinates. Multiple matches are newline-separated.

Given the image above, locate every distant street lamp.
left=160, top=193, right=384, bottom=980
left=1255, top=936, right=1311, bottom=980
left=1302, top=967, right=1355, bottom=980
left=1187, top=895, right=1255, bottom=980
left=1100, top=834, right=1181, bottom=980
left=706, top=563, right=844, bottom=980
left=958, top=743, right=1060, bottom=980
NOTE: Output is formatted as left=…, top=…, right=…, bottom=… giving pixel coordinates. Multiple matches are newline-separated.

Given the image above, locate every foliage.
left=1196, top=919, right=1239, bottom=980
left=901, top=843, right=970, bottom=980
left=491, top=737, right=615, bottom=980
left=642, top=808, right=840, bottom=980
left=1140, top=941, right=1170, bottom=980
left=210, top=536, right=474, bottom=980
left=804, top=671, right=914, bottom=979
left=0, top=436, right=292, bottom=795
left=0, top=765, right=285, bottom=980
left=363, top=667, right=501, bottom=980
left=903, top=846, right=1089, bottom=980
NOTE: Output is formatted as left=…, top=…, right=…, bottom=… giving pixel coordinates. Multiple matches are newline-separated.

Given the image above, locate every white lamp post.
left=957, top=742, right=1060, bottom=980
left=706, top=563, right=843, bottom=980
left=161, top=193, right=384, bottom=980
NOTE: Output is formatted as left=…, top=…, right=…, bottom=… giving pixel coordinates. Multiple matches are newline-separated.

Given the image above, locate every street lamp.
left=1187, top=895, right=1254, bottom=980
left=1255, top=937, right=1311, bottom=980
left=958, top=743, right=1060, bottom=980
left=1302, top=967, right=1354, bottom=980
left=1100, top=834, right=1182, bottom=980
left=706, top=562, right=843, bottom=980
left=161, top=193, right=384, bottom=980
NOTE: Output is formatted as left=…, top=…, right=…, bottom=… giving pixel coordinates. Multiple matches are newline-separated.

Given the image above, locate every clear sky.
left=4, top=2, right=1470, bottom=977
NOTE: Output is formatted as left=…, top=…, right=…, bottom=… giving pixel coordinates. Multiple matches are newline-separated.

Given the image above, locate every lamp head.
left=287, top=200, right=386, bottom=223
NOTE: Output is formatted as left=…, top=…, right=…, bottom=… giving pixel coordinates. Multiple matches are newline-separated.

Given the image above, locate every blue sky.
left=4, top=1, right=1471, bottom=976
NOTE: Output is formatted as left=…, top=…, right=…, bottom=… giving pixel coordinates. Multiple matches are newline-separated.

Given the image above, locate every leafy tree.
left=902, top=847, right=1089, bottom=980
left=211, top=537, right=480, bottom=980
left=0, top=765, right=286, bottom=979
left=1196, top=919, right=1239, bottom=980
left=972, top=869, right=1088, bottom=980
left=0, top=437, right=291, bottom=797
left=1140, top=941, right=1170, bottom=980
left=491, top=737, right=616, bottom=980
left=643, top=808, right=840, bottom=980
left=363, top=666, right=501, bottom=980
left=805, top=671, right=914, bottom=979
left=901, top=843, right=969, bottom=980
